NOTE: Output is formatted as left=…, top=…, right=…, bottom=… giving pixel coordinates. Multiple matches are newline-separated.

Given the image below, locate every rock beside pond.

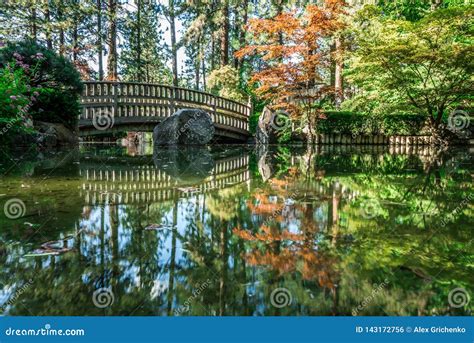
left=153, top=109, right=215, bottom=145
left=34, top=121, right=78, bottom=147
left=256, top=106, right=293, bottom=144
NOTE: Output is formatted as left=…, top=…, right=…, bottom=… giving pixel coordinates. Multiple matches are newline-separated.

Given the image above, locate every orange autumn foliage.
left=235, top=1, right=346, bottom=134
left=233, top=167, right=340, bottom=290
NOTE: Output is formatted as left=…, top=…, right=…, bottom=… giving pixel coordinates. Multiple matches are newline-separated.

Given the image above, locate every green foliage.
left=208, top=66, right=247, bottom=103
left=377, top=0, right=431, bottom=21
left=29, top=88, right=80, bottom=129
left=249, top=112, right=260, bottom=134
left=0, top=63, right=31, bottom=118
left=0, top=62, right=36, bottom=144
left=0, top=40, right=82, bottom=129
left=344, top=7, right=474, bottom=129
left=120, top=1, right=172, bottom=84
left=377, top=0, right=470, bottom=21
left=0, top=41, right=82, bottom=92
left=317, top=111, right=427, bottom=136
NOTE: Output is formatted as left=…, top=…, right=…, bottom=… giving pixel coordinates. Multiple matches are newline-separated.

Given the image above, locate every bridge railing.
left=80, top=81, right=251, bottom=133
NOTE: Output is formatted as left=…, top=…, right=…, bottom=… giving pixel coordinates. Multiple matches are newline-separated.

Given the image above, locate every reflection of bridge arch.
left=80, top=155, right=250, bottom=204
left=79, top=82, right=251, bottom=141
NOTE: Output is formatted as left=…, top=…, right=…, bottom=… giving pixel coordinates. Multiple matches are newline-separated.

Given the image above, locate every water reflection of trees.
left=0, top=146, right=472, bottom=316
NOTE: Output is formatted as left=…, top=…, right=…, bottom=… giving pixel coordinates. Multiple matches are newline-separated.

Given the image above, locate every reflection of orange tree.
left=234, top=169, right=340, bottom=293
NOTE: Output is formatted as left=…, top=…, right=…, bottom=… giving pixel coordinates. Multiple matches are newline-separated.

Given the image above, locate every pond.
left=0, top=144, right=472, bottom=316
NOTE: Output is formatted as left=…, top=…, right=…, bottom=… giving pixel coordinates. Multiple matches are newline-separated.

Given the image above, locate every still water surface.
left=0, top=144, right=472, bottom=315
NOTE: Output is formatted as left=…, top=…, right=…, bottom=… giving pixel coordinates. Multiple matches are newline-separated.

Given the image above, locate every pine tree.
left=120, top=0, right=171, bottom=83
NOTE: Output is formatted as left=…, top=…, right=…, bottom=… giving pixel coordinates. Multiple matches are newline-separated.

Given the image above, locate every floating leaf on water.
left=144, top=224, right=174, bottom=231
left=24, top=247, right=73, bottom=258
left=24, top=250, right=61, bottom=257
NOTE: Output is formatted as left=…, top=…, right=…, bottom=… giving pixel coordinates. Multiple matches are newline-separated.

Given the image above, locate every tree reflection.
left=0, top=145, right=472, bottom=316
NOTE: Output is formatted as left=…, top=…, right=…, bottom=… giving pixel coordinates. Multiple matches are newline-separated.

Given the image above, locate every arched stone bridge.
left=79, top=82, right=251, bottom=142
left=79, top=154, right=250, bottom=205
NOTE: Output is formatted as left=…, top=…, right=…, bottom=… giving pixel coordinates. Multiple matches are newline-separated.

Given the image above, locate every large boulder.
left=153, top=109, right=215, bottom=145
left=256, top=106, right=291, bottom=144
left=34, top=121, right=78, bottom=147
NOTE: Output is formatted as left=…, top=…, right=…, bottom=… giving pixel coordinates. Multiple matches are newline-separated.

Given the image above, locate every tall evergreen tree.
left=120, top=0, right=171, bottom=83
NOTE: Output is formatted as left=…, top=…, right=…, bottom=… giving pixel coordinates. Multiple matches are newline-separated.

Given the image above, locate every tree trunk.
left=220, top=0, right=229, bottom=67
left=58, top=0, right=65, bottom=56
left=427, top=114, right=456, bottom=147
left=195, top=40, right=201, bottom=90
left=273, top=0, right=284, bottom=63
left=30, top=7, right=37, bottom=43
left=45, top=3, right=53, bottom=50
left=97, top=0, right=104, bottom=80
left=169, top=0, right=178, bottom=87
left=106, top=0, right=118, bottom=81
left=136, top=0, right=142, bottom=81
left=202, top=58, right=207, bottom=91
left=334, top=36, right=343, bottom=107
left=236, top=0, right=249, bottom=70
left=211, top=34, right=215, bottom=71
left=72, top=21, right=78, bottom=62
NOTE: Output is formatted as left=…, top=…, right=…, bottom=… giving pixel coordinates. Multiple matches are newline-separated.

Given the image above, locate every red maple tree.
left=236, top=0, right=346, bottom=141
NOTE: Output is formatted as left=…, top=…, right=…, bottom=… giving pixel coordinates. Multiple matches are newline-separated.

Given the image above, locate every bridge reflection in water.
left=79, top=156, right=250, bottom=205
left=2, top=145, right=472, bottom=316
left=80, top=149, right=250, bottom=205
